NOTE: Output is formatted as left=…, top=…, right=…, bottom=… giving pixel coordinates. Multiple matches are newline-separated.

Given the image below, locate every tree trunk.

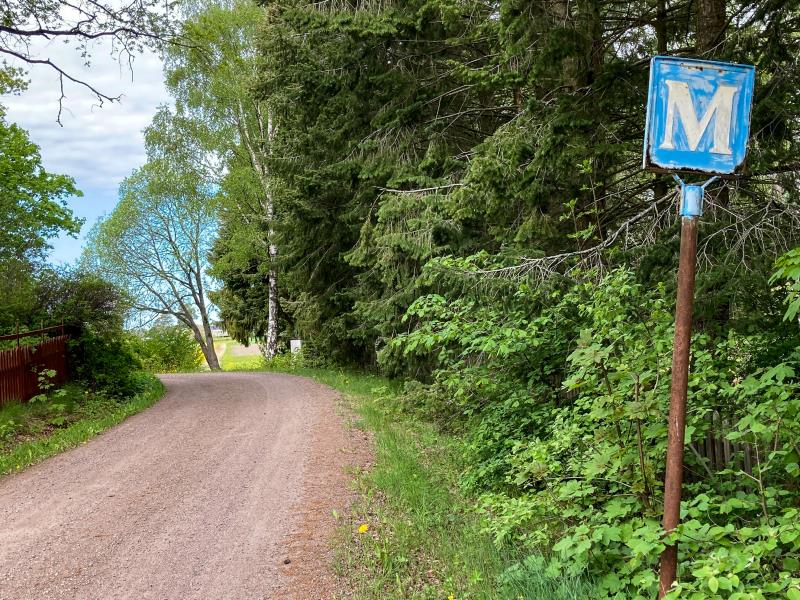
left=263, top=110, right=279, bottom=360
left=696, top=0, right=727, bottom=58
left=697, top=0, right=730, bottom=211
left=185, top=317, right=221, bottom=371
left=200, top=338, right=221, bottom=371
left=655, top=0, right=668, bottom=54
left=200, top=318, right=221, bottom=371
left=265, top=264, right=278, bottom=358
left=235, top=100, right=280, bottom=359
left=188, top=300, right=220, bottom=371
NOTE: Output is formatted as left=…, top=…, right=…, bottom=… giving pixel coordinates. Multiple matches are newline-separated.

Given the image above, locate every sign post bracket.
left=672, top=174, right=720, bottom=218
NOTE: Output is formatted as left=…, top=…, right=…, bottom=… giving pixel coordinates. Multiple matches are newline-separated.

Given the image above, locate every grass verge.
left=261, top=364, right=597, bottom=600
left=0, top=374, right=164, bottom=477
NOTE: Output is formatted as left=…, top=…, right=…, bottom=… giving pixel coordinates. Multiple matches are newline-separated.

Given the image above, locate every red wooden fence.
left=0, top=328, right=69, bottom=405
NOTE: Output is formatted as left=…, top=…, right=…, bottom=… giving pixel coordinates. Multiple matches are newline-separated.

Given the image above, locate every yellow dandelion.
left=357, top=523, right=369, bottom=534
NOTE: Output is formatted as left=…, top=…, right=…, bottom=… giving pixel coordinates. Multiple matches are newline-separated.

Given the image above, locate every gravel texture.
left=0, top=372, right=371, bottom=600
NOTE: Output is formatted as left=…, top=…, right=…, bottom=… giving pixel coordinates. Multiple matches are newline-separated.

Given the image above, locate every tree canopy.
left=0, top=113, right=81, bottom=264
left=85, top=161, right=221, bottom=370
left=0, top=105, right=81, bottom=329
left=148, top=0, right=282, bottom=357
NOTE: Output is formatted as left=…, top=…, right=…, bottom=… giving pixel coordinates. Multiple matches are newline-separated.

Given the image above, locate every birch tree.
left=85, top=161, right=221, bottom=370
left=152, top=0, right=280, bottom=358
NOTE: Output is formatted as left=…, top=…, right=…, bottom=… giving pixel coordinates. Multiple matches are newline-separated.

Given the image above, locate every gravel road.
left=0, top=372, right=371, bottom=600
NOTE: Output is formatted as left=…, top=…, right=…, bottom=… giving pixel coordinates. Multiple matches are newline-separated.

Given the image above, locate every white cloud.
left=1, top=39, right=172, bottom=262
left=3, top=47, right=169, bottom=187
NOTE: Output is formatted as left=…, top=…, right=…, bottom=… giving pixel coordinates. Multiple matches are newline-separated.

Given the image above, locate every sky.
left=1, top=41, right=170, bottom=265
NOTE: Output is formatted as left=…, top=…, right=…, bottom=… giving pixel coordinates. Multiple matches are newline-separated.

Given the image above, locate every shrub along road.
left=0, top=372, right=370, bottom=599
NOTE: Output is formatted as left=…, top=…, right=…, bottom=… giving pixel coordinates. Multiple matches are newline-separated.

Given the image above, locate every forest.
left=205, top=0, right=800, bottom=597
left=3, top=0, right=800, bottom=597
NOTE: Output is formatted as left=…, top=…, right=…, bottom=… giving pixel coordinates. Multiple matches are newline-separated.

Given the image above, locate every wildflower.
left=357, top=523, right=369, bottom=534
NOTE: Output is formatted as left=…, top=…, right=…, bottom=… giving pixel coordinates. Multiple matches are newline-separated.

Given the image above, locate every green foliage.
left=0, top=112, right=82, bottom=331
left=209, top=162, right=275, bottom=346
left=34, top=268, right=129, bottom=335
left=68, top=331, right=144, bottom=398
left=0, top=111, right=81, bottom=265
left=130, top=324, right=203, bottom=373
left=83, top=160, right=221, bottom=369
left=391, top=269, right=800, bottom=598
left=244, top=0, right=800, bottom=369
left=283, top=367, right=600, bottom=598
left=196, top=0, right=800, bottom=594
left=0, top=268, right=144, bottom=400
left=28, top=368, right=67, bottom=405
left=772, top=247, right=800, bottom=321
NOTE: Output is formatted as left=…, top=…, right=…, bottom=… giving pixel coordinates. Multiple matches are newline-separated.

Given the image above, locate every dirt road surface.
left=0, top=372, right=371, bottom=600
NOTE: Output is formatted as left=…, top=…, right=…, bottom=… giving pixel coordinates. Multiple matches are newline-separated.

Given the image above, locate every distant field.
left=213, top=337, right=263, bottom=371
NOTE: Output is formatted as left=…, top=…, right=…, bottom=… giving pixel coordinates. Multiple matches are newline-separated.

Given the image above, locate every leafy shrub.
left=290, top=339, right=332, bottom=369
left=772, top=247, right=800, bottom=321
left=262, top=348, right=309, bottom=371
left=129, top=325, right=202, bottom=373
left=36, top=269, right=128, bottom=336
left=1, top=268, right=146, bottom=400
left=68, top=330, right=145, bottom=398
left=390, top=269, right=800, bottom=598
left=0, top=383, right=91, bottom=443
left=499, top=554, right=602, bottom=599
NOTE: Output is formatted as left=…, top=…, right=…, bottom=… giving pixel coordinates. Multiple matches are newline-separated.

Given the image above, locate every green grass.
left=0, top=375, right=164, bottom=477
left=258, top=364, right=598, bottom=599
left=221, top=353, right=263, bottom=370
left=214, top=337, right=264, bottom=371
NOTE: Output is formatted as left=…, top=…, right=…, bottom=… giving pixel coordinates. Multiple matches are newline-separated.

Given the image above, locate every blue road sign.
left=644, top=56, right=755, bottom=175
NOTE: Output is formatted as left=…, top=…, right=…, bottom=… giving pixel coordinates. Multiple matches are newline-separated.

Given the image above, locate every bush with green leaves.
left=68, top=330, right=145, bottom=398
left=773, top=248, right=800, bottom=322
left=129, top=325, right=203, bottom=373
left=0, top=268, right=145, bottom=399
left=389, top=268, right=800, bottom=598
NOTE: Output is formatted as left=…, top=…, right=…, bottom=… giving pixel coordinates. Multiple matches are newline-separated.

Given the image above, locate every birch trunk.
left=239, top=101, right=279, bottom=359
left=264, top=110, right=279, bottom=359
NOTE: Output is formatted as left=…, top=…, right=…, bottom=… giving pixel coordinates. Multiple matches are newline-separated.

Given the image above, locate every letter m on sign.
left=644, top=56, right=755, bottom=175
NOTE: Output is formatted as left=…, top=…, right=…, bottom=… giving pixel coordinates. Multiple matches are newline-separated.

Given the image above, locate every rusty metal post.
left=659, top=215, right=698, bottom=596
left=659, top=176, right=716, bottom=596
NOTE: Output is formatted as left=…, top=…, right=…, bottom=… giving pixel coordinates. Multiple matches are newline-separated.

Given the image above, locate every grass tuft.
left=0, top=376, right=164, bottom=477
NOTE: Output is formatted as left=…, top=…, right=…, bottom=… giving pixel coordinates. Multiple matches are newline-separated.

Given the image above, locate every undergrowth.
left=0, top=374, right=163, bottom=476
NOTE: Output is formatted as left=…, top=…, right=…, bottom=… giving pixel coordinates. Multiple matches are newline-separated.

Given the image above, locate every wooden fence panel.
left=689, top=411, right=754, bottom=477
left=0, top=335, right=69, bottom=405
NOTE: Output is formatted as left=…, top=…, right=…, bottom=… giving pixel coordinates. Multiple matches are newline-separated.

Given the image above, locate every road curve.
left=0, top=372, right=370, bottom=600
